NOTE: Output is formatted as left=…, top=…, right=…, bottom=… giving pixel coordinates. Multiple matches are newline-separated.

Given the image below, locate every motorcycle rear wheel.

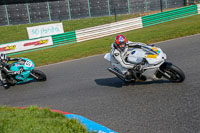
left=31, top=70, right=47, bottom=81
left=162, top=64, right=185, bottom=83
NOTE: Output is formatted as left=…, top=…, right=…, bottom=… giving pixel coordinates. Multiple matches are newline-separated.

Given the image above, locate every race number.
left=24, top=60, right=32, bottom=67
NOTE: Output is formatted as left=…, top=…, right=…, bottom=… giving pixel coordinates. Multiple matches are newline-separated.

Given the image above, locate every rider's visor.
left=119, top=43, right=125, bottom=47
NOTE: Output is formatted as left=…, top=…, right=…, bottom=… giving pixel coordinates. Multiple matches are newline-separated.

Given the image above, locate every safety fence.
left=1, top=4, right=199, bottom=56
left=0, top=0, right=191, bottom=26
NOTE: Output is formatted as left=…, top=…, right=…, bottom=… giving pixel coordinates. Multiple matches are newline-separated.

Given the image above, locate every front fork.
left=30, top=72, right=39, bottom=80
left=157, top=68, right=171, bottom=79
left=157, top=62, right=173, bottom=79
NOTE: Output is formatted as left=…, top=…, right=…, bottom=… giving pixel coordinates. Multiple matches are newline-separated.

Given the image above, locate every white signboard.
left=0, top=36, right=53, bottom=54
left=27, top=23, right=64, bottom=39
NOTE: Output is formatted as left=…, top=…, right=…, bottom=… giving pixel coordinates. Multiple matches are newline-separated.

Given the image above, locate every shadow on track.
left=0, top=80, right=37, bottom=90
left=95, top=77, right=125, bottom=88
left=95, top=77, right=172, bottom=88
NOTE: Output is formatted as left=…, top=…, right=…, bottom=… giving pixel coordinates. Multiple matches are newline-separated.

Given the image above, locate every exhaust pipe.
left=107, top=67, right=126, bottom=79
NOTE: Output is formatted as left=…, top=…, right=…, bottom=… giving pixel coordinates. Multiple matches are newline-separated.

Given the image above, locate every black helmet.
left=0, top=53, right=8, bottom=64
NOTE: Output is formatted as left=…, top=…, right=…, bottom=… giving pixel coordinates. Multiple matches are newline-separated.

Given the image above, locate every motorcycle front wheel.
left=31, top=70, right=47, bottom=81
left=161, top=64, right=185, bottom=83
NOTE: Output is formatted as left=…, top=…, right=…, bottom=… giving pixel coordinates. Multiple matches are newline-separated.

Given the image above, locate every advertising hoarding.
left=27, top=23, right=64, bottom=39
left=0, top=37, right=53, bottom=54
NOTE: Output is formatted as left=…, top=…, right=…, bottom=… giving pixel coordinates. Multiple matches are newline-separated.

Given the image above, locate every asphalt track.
left=0, top=34, right=200, bottom=133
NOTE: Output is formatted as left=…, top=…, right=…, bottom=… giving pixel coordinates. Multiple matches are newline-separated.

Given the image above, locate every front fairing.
left=10, top=58, right=35, bottom=81
left=145, top=47, right=167, bottom=64
left=10, top=58, right=35, bottom=71
left=127, top=44, right=167, bottom=65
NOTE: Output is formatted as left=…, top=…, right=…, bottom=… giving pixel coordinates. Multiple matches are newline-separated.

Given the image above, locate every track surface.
left=0, top=34, right=200, bottom=133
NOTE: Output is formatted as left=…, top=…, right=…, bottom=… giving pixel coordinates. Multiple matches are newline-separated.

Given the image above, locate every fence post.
left=67, top=0, right=72, bottom=20
left=145, top=0, right=148, bottom=12
left=165, top=0, right=168, bottom=9
left=47, top=0, right=52, bottom=22
left=87, top=0, right=91, bottom=17
left=114, top=7, right=117, bottom=22
left=4, top=0, right=10, bottom=25
left=185, top=0, right=189, bottom=6
left=160, top=0, right=163, bottom=12
left=127, top=0, right=130, bottom=14
left=26, top=0, right=31, bottom=24
left=107, top=0, right=111, bottom=15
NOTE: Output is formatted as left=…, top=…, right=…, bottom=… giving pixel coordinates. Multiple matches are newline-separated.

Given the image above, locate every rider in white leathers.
left=110, top=35, right=145, bottom=79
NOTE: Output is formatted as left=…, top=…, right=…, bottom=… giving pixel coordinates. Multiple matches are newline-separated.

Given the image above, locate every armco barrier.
left=76, top=17, right=143, bottom=42
left=142, top=5, right=198, bottom=27
left=1, top=5, right=200, bottom=56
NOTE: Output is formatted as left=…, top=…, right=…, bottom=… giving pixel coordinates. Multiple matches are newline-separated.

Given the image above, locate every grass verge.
left=9, top=14, right=200, bottom=66
left=0, top=106, right=92, bottom=133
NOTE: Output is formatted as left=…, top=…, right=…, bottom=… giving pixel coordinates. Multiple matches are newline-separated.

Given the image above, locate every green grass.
left=0, top=14, right=141, bottom=44
left=9, top=14, right=200, bottom=66
left=0, top=106, right=91, bottom=133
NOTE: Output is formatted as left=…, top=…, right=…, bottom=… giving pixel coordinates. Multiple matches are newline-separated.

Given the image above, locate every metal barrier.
left=76, top=17, right=143, bottom=42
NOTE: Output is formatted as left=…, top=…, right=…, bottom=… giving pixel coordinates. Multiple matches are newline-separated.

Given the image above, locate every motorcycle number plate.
left=24, top=60, right=32, bottom=67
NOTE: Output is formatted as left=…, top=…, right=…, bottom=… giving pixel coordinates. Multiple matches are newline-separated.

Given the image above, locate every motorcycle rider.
left=110, top=35, right=145, bottom=80
left=0, top=53, right=23, bottom=88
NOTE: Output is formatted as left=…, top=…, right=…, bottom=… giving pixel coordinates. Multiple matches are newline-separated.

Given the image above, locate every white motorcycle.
left=104, top=42, right=185, bottom=83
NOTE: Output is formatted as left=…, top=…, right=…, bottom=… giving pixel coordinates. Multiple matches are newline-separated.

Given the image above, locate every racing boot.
left=10, top=78, right=17, bottom=85
left=125, top=70, right=133, bottom=80
left=1, top=79, right=9, bottom=89
left=7, top=76, right=17, bottom=85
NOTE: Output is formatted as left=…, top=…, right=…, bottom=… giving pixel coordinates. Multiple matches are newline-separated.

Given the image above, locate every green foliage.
left=0, top=106, right=91, bottom=133
left=10, top=15, right=200, bottom=66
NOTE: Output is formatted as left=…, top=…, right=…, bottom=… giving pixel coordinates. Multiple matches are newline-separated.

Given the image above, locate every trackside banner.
left=27, top=23, right=64, bottom=39
left=0, top=37, right=53, bottom=54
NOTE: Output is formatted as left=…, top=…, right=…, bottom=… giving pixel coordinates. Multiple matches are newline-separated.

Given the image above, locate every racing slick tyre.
left=161, top=64, right=185, bottom=83
left=31, top=70, right=47, bottom=81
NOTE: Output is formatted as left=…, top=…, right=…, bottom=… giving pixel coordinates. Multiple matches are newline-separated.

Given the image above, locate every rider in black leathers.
left=0, top=53, right=23, bottom=88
